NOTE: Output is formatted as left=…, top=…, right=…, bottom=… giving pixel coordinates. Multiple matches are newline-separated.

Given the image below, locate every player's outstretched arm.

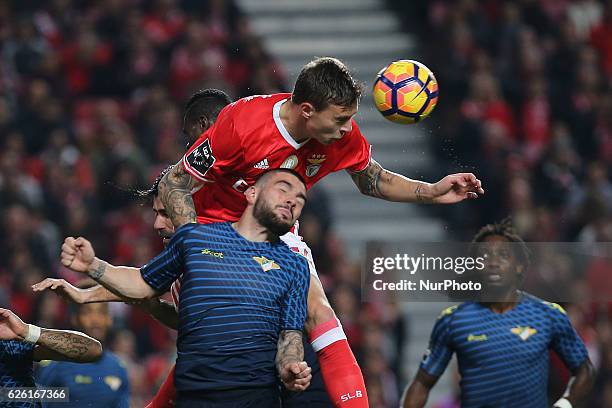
left=157, top=162, right=201, bottom=228
left=32, top=278, right=124, bottom=303
left=32, top=279, right=178, bottom=330
left=0, top=308, right=102, bottom=363
left=401, top=368, right=439, bottom=408
left=554, top=359, right=596, bottom=408
left=60, top=237, right=157, bottom=300
left=276, top=330, right=311, bottom=392
left=349, top=158, right=484, bottom=204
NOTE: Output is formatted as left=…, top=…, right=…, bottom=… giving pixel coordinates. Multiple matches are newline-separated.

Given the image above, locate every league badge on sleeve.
left=185, top=138, right=216, bottom=178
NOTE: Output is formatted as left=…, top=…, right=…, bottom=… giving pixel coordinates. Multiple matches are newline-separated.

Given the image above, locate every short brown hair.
left=292, top=57, right=362, bottom=110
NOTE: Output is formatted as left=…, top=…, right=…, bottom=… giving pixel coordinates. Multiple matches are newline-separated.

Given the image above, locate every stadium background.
left=0, top=0, right=610, bottom=406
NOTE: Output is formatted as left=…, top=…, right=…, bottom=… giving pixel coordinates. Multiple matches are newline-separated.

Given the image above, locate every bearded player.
left=156, top=57, right=484, bottom=407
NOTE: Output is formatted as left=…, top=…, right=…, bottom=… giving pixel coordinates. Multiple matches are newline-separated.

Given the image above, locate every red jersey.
left=182, top=93, right=372, bottom=223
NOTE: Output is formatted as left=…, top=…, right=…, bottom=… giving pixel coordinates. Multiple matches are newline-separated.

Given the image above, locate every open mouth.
left=483, top=272, right=502, bottom=282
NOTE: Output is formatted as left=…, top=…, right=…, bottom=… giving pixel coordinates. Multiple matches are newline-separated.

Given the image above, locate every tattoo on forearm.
left=415, top=184, right=425, bottom=203
left=89, top=260, right=106, bottom=280
left=276, top=330, right=304, bottom=372
left=39, top=330, right=95, bottom=360
left=158, top=163, right=197, bottom=227
left=350, top=159, right=388, bottom=198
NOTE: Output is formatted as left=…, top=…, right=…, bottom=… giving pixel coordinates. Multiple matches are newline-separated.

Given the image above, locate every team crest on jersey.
left=280, top=155, right=298, bottom=169
left=306, top=154, right=327, bottom=177
left=185, top=138, right=216, bottom=178
left=104, top=375, right=122, bottom=391
left=511, top=326, right=537, bottom=341
left=253, top=256, right=281, bottom=272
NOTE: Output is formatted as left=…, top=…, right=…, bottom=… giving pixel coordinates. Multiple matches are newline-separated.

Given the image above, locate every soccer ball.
left=372, top=60, right=439, bottom=124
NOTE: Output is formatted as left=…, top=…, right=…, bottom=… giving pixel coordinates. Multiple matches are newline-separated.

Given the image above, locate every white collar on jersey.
left=273, top=98, right=309, bottom=150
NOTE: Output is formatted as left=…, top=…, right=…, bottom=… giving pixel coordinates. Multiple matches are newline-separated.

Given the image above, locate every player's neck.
left=483, top=289, right=521, bottom=314
left=279, top=100, right=309, bottom=144
left=231, top=219, right=279, bottom=243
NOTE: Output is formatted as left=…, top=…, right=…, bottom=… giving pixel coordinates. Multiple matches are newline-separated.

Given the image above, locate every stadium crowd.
left=0, top=0, right=609, bottom=407
left=401, top=0, right=612, bottom=406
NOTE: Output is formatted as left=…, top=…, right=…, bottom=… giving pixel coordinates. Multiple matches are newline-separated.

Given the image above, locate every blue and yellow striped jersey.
left=36, top=351, right=129, bottom=408
left=421, top=293, right=588, bottom=408
left=141, top=222, right=310, bottom=393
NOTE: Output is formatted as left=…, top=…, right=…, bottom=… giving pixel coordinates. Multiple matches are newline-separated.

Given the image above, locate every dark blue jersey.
left=35, top=351, right=129, bottom=408
left=141, top=222, right=310, bottom=393
left=421, top=293, right=589, bottom=408
left=0, top=340, right=37, bottom=408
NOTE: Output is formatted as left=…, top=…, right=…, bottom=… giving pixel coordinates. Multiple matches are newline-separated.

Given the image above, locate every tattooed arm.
left=349, top=158, right=484, bottom=204
left=276, top=330, right=311, bottom=391
left=157, top=162, right=201, bottom=227
left=0, top=308, right=102, bottom=363
left=33, top=329, right=102, bottom=362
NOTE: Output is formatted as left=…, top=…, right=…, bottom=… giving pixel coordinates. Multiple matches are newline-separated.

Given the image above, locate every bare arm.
left=60, top=237, right=158, bottom=300
left=157, top=162, right=201, bottom=227
left=401, top=368, right=439, bottom=408
left=276, top=330, right=304, bottom=371
left=32, top=279, right=124, bottom=304
left=0, top=308, right=101, bottom=363
left=349, top=158, right=484, bottom=204
left=32, top=278, right=177, bottom=330
left=276, top=330, right=311, bottom=391
left=33, top=329, right=102, bottom=363
left=558, top=360, right=596, bottom=407
left=86, top=258, right=157, bottom=300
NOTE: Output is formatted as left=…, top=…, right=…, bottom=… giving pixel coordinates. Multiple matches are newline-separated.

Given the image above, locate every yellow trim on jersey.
left=543, top=301, right=567, bottom=314
left=438, top=305, right=458, bottom=319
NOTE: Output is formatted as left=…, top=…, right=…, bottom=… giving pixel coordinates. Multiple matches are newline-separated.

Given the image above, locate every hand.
left=61, top=237, right=95, bottom=274
left=0, top=308, right=28, bottom=340
left=430, top=173, right=484, bottom=204
left=280, top=361, right=312, bottom=392
left=32, top=278, right=86, bottom=304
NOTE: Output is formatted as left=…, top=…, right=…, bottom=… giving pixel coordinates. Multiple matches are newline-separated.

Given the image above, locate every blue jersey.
left=141, top=222, right=310, bottom=393
left=35, top=351, right=129, bottom=408
left=421, top=293, right=588, bottom=408
left=0, top=340, right=38, bottom=408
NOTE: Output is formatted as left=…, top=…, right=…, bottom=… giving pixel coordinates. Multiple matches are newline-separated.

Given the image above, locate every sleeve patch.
left=185, top=138, right=216, bottom=178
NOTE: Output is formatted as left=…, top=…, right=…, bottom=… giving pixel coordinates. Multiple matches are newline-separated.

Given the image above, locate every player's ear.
left=516, top=264, right=525, bottom=285
left=198, top=115, right=211, bottom=132
left=299, top=103, right=315, bottom=120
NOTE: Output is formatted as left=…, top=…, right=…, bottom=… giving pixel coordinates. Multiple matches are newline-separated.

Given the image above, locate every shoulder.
left=233, top=93, right=289, bottom=113
left=522, top=292, right=567, bottom=316
left=104, top=352, right=129, bottom=374
left=174, top=222, right=207, bottom=237
left=435, top=302, right=477, bottom=326
left=278, top=245, right=310, bottom=277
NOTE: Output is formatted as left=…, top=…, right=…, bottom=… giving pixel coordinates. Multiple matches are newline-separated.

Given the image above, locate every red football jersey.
left=182, top=93, right=372, bottom=223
